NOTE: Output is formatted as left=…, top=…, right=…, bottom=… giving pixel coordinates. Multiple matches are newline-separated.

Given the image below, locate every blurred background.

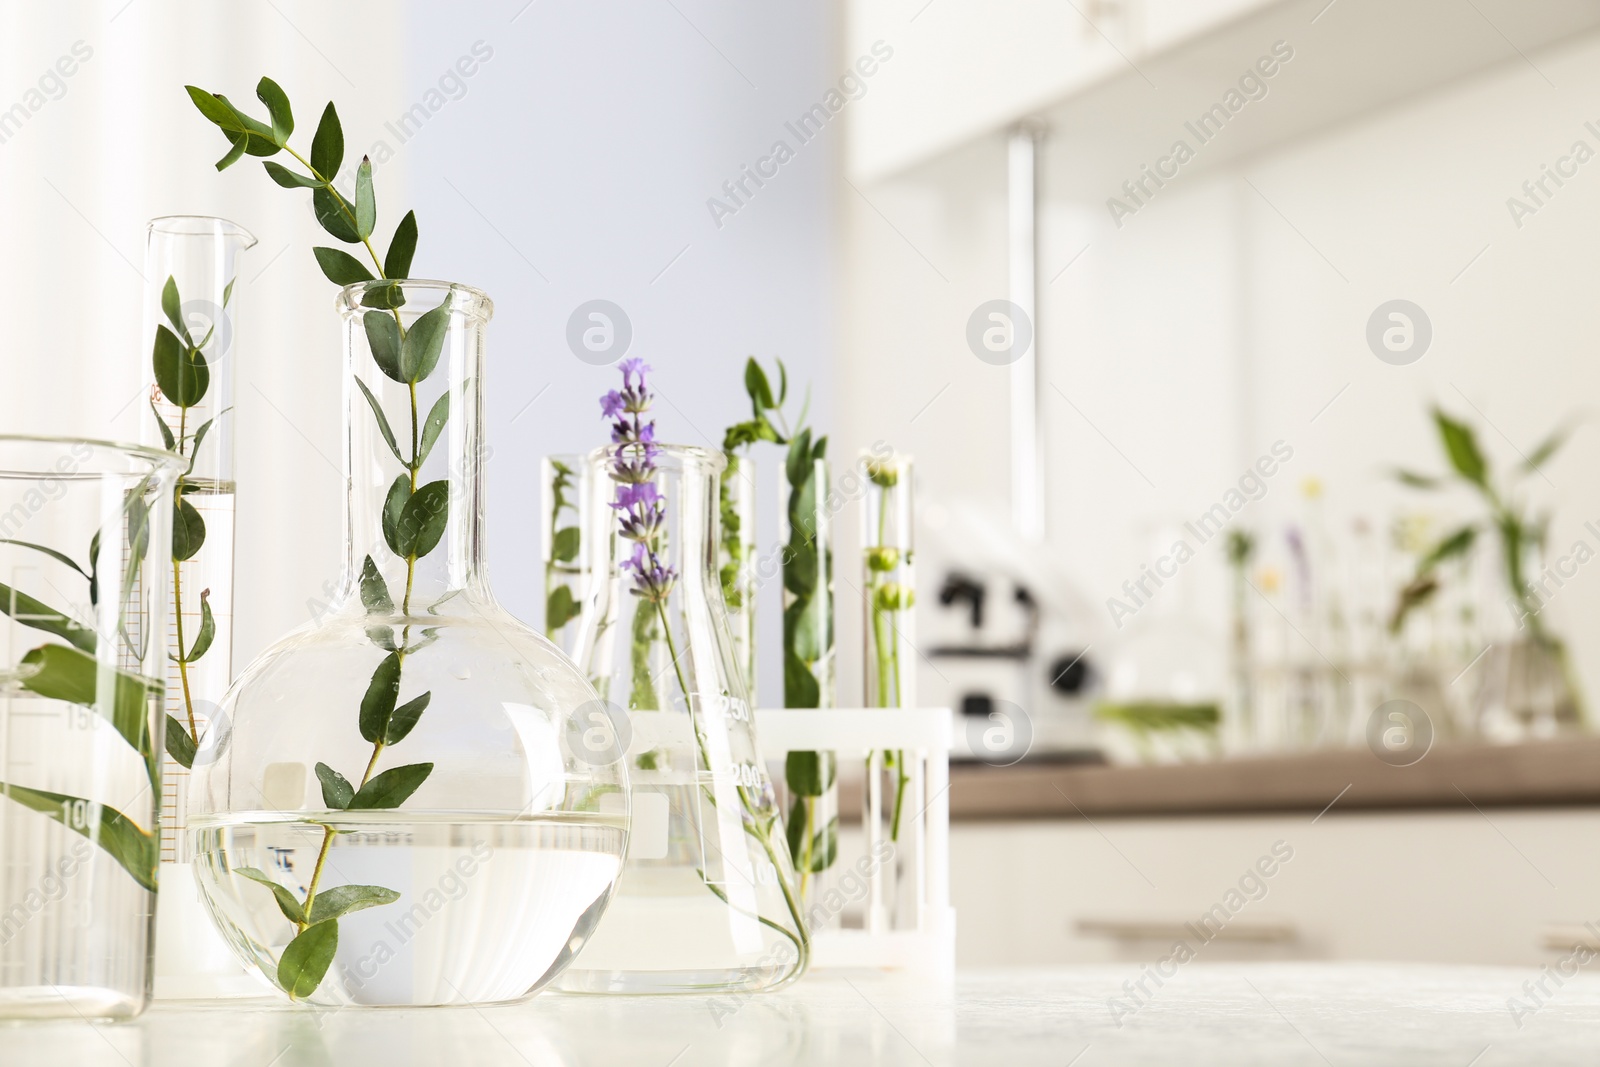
left=10, top=0, right=1600, bottom=971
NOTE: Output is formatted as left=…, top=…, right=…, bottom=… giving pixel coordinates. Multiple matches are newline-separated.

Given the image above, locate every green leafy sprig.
left=544, top=460, right=582, bottom=637
left=188, top=76, right=449, bottom=999
left=719, top=358, right=797, bottom=619
left=782, top=428, right=829, bottom=710
left=713, top=358, right=838, bottom=891
left=1390, top=407, right=1569, bottom=638
left=0, top=493, right=162, bottom=891
left=150, top=274, right=233, bottom=770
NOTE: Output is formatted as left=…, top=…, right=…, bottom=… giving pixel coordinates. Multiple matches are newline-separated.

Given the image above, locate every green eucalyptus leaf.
left=786, top=429, right=812, bottom=487
left=161, top=276, right=189, bottom=344
left=0, top=581, right=95, bottom=652
left=235, top=865, right=306, bottom=925
left=384, top=692, right=430, bottom=745
left=358, top=652, right=402, bottom=744
left=788, top=472, right=819, bottom=543
left=782, top=540, right=816, bottom=598
left=777, top=359, right=788, bottom=405
left=812, top=434, right=828, bottom=460
left=354, top=377, right=406, bottom=467
left=172, top=497, right=207, bottom=562
left=184, top=85, right=238, bottom=129
left=185, top=589, right=216, bottom=663
left=403, top=625, right=442, bottom=655
left=545, top=584, right=580, bottom=630
left=360, top=281, right=407, bottom=310
left=278, top=920, right=338, bottom=1000
left=310, top=101, right=344, bottom=180
left=785, top=595, right=821, bottom=661
left=1418, top=525, right=1478, bottom=573
left=400, top=299, right=452, bottom=384
left=151, top=403, right=176, bottom=452
left=153, top=325, right=209, bottom=407
left=744, top=358, right=774, bottom=410
left=19, top=644, right=152, bottom=755
left=305, top=883, right=400, bottom=926
left=190, top=413, right=222, bottom=466
left=348, top=762, right=434, bottom=810
left=363, top=311, right=404, bottom=383
left=785, top=749, right=834, bottom=797
left=223, top=278, right=236, bottom=308
left=209, top=93, right=278, bottom=157
left=166, top=714, right=197, bottom=770
left=416, top=392, right=449, bottom=468
left=359, top=555, right=393, bottom=614
left=396, top=480, right=449, bottom=559
left=783, top=649, right=821, bottom=709
left=262, top=161, right=321, bottom=188
left=552, top=526, right=580, bottom=564
left=0, top=783, right=155, bottom=892
left=785, top=799, right=806, bottom=864
left=214, top=131, right=248, bottom=171
left=255, top=76, right=293, bottom=143
left=1432, top=408, right=1487, bottom=488
left=315, top=761, right=354, bottom=810
left=1394, top=469, right=1441, bottom=490
left=809, top=817, right=839, bottom=872
left=314, top=185, right=360, bottom=244
left=385, top=210, right=417, bottom=279
left=355, top=156, right=375, bottom=239
left=1523, top=426, right=1571, bottom=474
left=382, top=475, right=409, bottom=556
left=312, top=247, right=373, bottom=288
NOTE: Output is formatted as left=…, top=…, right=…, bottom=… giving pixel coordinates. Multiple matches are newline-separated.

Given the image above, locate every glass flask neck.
left=339, top=281, right=494, bottom=612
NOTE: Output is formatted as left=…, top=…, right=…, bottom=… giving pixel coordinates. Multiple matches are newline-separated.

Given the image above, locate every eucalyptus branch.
left=188, top=76, right=446, bottom=1000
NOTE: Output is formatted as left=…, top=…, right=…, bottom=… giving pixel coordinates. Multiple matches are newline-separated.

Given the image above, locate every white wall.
left=401, top=0, right=836, bottom=705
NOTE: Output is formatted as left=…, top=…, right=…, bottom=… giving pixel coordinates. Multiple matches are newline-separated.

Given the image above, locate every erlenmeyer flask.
left=558, top=442, right=809, bottom=994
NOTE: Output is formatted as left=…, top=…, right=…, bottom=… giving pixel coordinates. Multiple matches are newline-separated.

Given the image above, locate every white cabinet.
left=952, top=810, right=1600, bottom=967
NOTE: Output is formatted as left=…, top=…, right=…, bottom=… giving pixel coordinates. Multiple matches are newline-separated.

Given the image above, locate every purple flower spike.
left=601, top=359, right=674, bottom=602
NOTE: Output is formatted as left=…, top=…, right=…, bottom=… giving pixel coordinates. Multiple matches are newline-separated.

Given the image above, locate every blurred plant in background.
left=1392, top=407, right=1585, bottom=733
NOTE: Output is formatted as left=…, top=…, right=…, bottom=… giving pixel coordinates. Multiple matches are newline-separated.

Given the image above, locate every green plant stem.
left=292, top=205, right=422, bottom=936
left=866, top=494, right=909, bottom=842
left=169, top=406, right=202, bottom=744
left=655, top=599, right=811, bottom=976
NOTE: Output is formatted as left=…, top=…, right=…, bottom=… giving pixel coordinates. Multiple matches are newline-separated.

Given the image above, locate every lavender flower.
left=600, top=359, right=676, bottom=602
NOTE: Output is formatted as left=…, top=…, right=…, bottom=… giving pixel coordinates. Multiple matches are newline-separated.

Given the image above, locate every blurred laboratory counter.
left=948, top=737, right=1600, bottom=819
left=9, top=964, right=1600, bottom=1066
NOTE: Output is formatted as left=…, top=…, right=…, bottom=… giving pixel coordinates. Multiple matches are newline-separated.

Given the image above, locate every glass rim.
left=147, top=214, right=259, bottom=248
left=0, top=434, right=187, bottom=480
left=585, top=442, right=727, bottom=474
left=337, top=279, right=494, bottom=323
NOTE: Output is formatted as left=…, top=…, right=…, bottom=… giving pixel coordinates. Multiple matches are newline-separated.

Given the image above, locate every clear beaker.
left=0, top=436, right=183, bottom=1020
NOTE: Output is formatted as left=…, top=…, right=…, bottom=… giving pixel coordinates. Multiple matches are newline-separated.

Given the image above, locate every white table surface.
left=3, top=963, right=1594, bottom=1066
